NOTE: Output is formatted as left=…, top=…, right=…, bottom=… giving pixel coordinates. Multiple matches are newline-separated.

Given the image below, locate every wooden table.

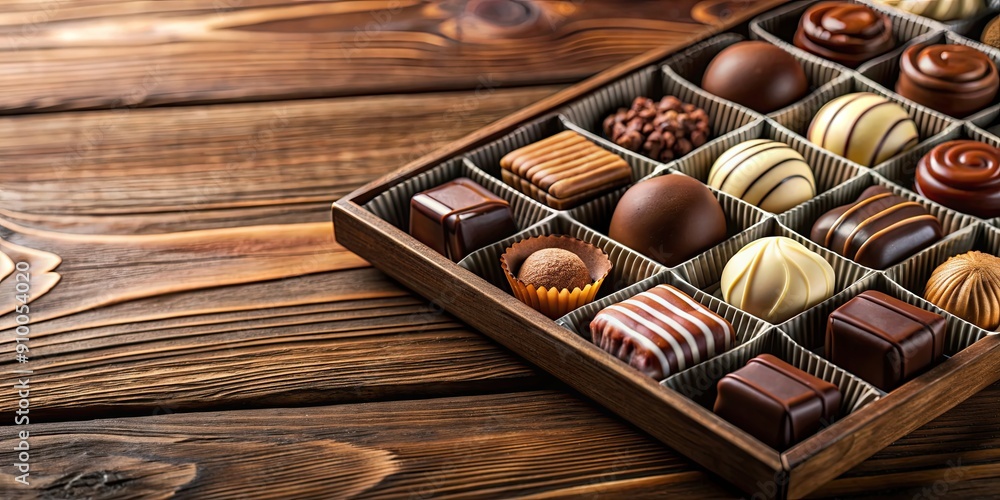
left=1, top=1, right=998, bottom=498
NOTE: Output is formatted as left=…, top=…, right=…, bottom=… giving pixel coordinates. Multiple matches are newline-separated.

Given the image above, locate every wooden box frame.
left=333, top=2, right=1000, bottom=496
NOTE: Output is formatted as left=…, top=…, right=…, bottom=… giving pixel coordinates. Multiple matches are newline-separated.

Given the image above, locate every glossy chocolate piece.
left=702, top=41, right=809, bottom=113
left=915, top=140, right=1000, bottom=219
left=811, top=185, right=942, bottom=269
left=794, top=2, right=895, bottom=68
left=827, top=290, right=946, bottom=391
left=721, top=237, right=836, bottom=323
left=409, top=178, right=517, bottom=261
left=608, top=175, right=727, bottom=267
left=591, top=284, right=736, bottom=379
left=807, top=92, right=918, bottom=167
left=500, top=130, right=631, bottom=209
left=715, top=354, right=841, bottom=450
left=925, top=251, right=1000, bottom=330
left=896, top=43, right=999, bottom=118
left=708, top=139, right=816, bottom=213
left=874, top=0, right=983, bottom=22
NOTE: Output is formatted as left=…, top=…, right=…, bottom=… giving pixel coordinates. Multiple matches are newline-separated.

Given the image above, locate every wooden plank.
left=0, top=0, right=751, bottom=112
left=2, top=389, right=997, bottom=499
left=0, top=86, right=559, bottom=233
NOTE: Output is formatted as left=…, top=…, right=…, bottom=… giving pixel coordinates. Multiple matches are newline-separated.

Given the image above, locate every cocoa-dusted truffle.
left=702, top=41, right=809, bottom=113
left=609, top=175, right=727, bottom=267
left=602, top=96, right=711, bottom=162
left=983, top=15, right=1000, bottom=49
left=925, top=251, right=1000, bottom=330
left=517, top=248, right=591, bottom=291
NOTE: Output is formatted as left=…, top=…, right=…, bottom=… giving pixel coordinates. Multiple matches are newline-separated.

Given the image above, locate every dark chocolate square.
left=409, top=178, right=518, bottom=261
left=827, top=290, right=946, bottom=391
left=715, top=354, right=840, bottom=450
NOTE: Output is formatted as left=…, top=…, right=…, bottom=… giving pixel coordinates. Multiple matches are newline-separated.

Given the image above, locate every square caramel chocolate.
left=715, top=354, right=841, bottom=450
left=409, top=178, right=517, bottom=261
left=827, top=290, right=946, bottom=391
left=500, top=131, right=632, bottom=209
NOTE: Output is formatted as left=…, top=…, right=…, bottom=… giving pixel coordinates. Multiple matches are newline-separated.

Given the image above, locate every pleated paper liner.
left=556, top=62, right=757, bottom=168
left=875, top=122, right=1000, bottom=223
left=661, top=32, right=847, bottom=118
left=886, top=221, right=1000, bottom=337
left=661, top=328, right=882, bottom=427
left=499, top=235, right=613, bottom=320
left=858, top=30, right=1000, bottom=124
left=770, top=73, right=959, bottom=169
left=673, top=217, right=871, bottom=322
left=750, top=0, right=939, bottom=71
left=782, top=273, right=985, bottom=381
left=670, top=118, right=865, bottom=215
left=565, top=170, right=770, bottom=265
left=557, top=270, right=771, bottom=372
left=458, top=214, right=664, bottom=310
left=778, top=172, right=979, bottom=271
left=462, top=114, right=661, bottom=208
left=362, top=156, right=555, bottom=237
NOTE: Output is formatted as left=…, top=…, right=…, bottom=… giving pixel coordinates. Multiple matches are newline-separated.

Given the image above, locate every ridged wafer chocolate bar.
left=811, top=185, right=942, bottom=269
left=500, top=131, right=632, bottom=209
left=590, top=284, right=736, bottom=380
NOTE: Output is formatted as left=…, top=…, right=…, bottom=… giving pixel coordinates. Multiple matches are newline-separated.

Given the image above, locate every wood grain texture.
left=0, top=0, right=753, bottom=112
left=0, top=86, right=559, bottom=233
left=1, top=388, right=997, bottom=499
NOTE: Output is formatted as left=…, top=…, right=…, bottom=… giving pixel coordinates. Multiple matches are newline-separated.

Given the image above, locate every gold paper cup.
left=500, top=235, right=613, bottom=319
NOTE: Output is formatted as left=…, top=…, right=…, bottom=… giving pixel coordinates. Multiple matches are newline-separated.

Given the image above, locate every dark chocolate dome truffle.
left=794, top=2, right=895, bottom=68
left=517, top=248, right=591, bottom=291
left=702, top=41, right=809, bottom=113
left=916, top=140, right=1000, bottom=218
left=896, top=43, right=999, bottom=118
left=608, top=175, right=727, bottom=267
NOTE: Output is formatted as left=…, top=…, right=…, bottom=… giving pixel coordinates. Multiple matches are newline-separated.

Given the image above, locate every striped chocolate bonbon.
left=807, top=92, right=918, bottom=167
left=811, top=185, right=942, bottom=269
left=590, top=284, right=736, bottom=379
left=708, top=139, right=816, bottom=213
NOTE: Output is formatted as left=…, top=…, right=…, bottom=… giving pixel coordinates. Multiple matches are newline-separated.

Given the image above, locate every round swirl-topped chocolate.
left=916, top=140, right=1000, bottom=218
left=896, top=44, right=999, bottom=118
left=794, top=2, right=895, bottom=68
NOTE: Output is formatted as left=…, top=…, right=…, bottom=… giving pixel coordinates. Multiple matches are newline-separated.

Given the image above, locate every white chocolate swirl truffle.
left=875, top=0, right=983, bottom=22
left=807, top=93, right=919, bottom=167
left=708, top=139, right=816, bottom=213
left=721, top=237, right=836, bottom=323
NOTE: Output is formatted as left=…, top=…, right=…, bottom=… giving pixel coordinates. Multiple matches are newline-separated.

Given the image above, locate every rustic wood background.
left=1, top=0, right=998, bottom=498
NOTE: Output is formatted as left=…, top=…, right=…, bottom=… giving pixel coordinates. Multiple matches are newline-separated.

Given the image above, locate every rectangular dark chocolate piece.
left=715, top=354, right=841, bottom=450
left=409, top=178, right=518, bottom=261
left=827, top=290, right=946, bottom=391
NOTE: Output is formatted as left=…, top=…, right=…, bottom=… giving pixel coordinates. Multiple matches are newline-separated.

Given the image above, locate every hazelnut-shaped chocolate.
left=702, top=41, right=809, bottom=113
left=517, top=248, right=591, bottom=291
left=916, top=140, right=1000, bottom=219
left=794, top=2, right=895, bottom=68
left=896, top=44, right=999, bottom=118
left=925, top=251, right=1000, bottom=330
left=609, top=175, right=727, bottom=267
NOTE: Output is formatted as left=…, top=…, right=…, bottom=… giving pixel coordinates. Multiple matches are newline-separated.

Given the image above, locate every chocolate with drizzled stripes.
left=590, top=284, right=736, bottom=380
left=500, top=130, right=632, bottom=210
left=708, top=139, right=816, bottom=214
left=811, top=185, right=942, bottom=269
left=807, top=92, right=919, bottom=167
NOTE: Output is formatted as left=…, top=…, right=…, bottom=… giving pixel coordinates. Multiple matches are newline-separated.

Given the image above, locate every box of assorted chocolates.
left=334, top=1, right=1000, bottom=497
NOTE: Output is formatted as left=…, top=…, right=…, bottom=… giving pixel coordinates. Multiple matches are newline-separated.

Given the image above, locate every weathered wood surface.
left=0, top=86, right=559, bottom=233
left=0, top=0, right=756, bottom=112
left=1, top=389, right=997, bottom=499
left=0, top=0, right=998, bottom=497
